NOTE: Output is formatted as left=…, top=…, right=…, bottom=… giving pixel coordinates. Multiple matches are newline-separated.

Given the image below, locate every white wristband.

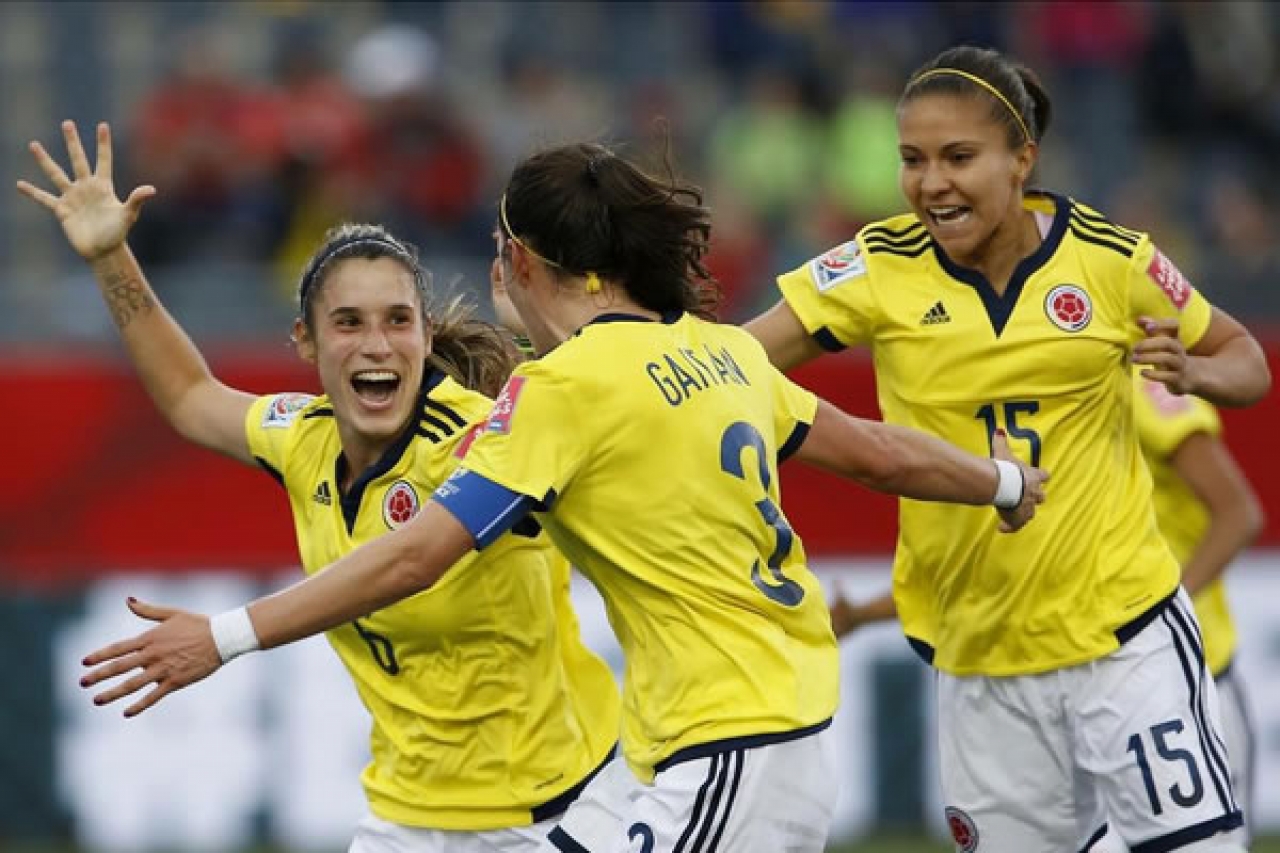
left=992, top=459, right=1025, bottom=510
left=210, top=606, right=261, bottom=664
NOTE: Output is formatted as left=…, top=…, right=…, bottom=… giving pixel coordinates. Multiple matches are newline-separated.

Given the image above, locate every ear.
left=1014, top=140, right=1039, bottom=184
left=292, top=318, right=316, bottom=363
left=506, top=242, right=536, bottom=288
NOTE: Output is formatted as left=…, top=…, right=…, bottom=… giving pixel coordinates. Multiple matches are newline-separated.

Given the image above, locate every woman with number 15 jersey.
left=21, top=121, right=619, bottom=853
left=748, top=45, right=1270, bottom=853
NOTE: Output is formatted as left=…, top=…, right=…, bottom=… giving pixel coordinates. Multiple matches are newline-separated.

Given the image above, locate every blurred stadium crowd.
left=1, top=0, right=1278, bottom=343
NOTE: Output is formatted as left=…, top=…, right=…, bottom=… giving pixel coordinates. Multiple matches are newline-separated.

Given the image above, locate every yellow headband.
left=910, top=68, right=1031, bottom=144
left=499, top=194, right=603, bottom=293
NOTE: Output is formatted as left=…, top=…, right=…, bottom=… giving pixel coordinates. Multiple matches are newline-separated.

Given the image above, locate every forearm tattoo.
left=102, top=268, right=154, bottom=330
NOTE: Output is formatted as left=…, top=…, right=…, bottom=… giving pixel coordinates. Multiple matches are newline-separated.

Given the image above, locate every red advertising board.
left=2, top=345, right=1277, bottom=587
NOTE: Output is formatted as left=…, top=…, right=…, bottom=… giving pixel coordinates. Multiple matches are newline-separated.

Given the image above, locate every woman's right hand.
left=16, top=120, right=156, bottom=261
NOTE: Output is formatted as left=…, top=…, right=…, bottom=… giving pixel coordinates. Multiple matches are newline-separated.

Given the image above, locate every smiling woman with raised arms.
left=19, top=120, right=621, bottom=853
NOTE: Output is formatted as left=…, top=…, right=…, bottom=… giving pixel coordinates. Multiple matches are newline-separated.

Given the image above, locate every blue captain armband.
left=433, top=468, right=539, bottom=549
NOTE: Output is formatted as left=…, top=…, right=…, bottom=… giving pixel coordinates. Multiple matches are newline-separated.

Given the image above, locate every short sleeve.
left=775, top=238, right=879, bottom=351
left=1128, top=239, right=1213, bottom=350
left=1132, top=372, right=1222, bottom=460
left=771, top=367, right=819, bottom=462
left=245, top=392, right=315, bottom=479
left=459, top=362, right=585, bottom=506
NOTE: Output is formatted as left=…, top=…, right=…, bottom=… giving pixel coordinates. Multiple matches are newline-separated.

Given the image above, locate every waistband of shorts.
left=530, top=742, right=617, bottom=823
left=1114, top=587, right=1181, bottom=646
left=651, top=718, right=832, bottom=775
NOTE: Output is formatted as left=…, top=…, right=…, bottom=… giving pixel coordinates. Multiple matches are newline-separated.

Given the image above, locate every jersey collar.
left=573, top=309, right=684, bottom=336
left=931, top=190, right=1069, bottom=337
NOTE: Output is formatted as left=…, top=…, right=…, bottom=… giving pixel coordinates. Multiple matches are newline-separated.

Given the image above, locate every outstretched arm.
left=797, top=399, right=1048, bottom=532
left=1169, top=432, right=1265, bottom=594
left=16, top=120, right=256, bottom=463
left=81, top=500, right=475, bottom=717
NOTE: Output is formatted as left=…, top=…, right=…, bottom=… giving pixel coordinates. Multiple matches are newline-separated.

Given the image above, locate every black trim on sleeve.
left=778, top=421, right=811, bottom=463
left=254, top=457, right=285, bottom=488
left=812, top=327, right=846, bottom=353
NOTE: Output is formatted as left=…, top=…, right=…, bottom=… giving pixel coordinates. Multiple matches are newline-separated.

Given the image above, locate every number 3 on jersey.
left=720, top=422, right=804, bottom=607
left=976, top=401, right=1042, bottom=467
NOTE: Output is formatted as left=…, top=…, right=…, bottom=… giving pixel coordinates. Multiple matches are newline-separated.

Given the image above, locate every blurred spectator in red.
left=267, top=23, right=372, bottom=300
left=127, top=24, right=288, bottom=267
left=336, top=24, right=491, bottom=257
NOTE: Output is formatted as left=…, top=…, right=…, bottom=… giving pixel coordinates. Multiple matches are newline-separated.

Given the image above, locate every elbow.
left=1242, top=498, right=1266, bottom=545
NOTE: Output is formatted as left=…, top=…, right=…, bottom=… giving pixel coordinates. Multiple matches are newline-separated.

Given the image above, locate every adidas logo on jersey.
left=313, top=481, right=332, bottom=506
left=920, top=301, right=951, bottom=325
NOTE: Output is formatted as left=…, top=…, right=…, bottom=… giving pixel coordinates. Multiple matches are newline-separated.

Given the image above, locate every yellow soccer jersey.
left=459, top=312, right=839, bottom=781
left=777, top=191, right=1214, bottom=676
left=1133, top=369, right=1237, bottom=675
left=245, top=370, right=619, bottom=830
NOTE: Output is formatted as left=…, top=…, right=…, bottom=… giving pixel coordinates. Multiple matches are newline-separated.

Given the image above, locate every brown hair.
left=499, top=140, right=720, bottom=319
left=298, top=223, right=521, bottom=398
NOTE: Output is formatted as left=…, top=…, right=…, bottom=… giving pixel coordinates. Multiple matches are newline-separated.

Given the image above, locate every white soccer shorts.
left=540, top=724, right=838, bottom=853
left=937, top=588, right=1244, bottom=853
left=348, top=812, right=560, bottom=853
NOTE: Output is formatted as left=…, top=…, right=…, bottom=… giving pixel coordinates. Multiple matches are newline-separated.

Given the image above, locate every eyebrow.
left=327, top=303, right=417, bottom=317
left=899, top=139, right=983, bottom=152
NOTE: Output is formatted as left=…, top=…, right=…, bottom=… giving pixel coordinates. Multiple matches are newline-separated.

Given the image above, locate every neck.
left=335, top=428, right=400, bottom=493
left=962, top=209, right=1041, bottom=295
left=528, top=285, right=660, bottom=354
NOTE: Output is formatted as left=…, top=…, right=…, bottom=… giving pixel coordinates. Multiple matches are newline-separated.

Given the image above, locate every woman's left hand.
left=1134, top=316, right=1198, bottom=395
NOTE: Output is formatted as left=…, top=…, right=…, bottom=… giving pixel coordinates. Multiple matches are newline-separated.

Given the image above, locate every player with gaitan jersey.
left=81, top=140, right=1048, bottom=853
left=1133, top=368, right=1264, bottom=846
left=21, top=121, right=620, bottom=853
left=746, top=45, right=1271, bottom=853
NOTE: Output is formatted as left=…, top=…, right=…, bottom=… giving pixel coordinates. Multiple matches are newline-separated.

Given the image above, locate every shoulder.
left=252, top=392, right=327, bottom=433
left=1060, top=194, right=1148, bottom=261
left=857, top=212, right=932, bottom=260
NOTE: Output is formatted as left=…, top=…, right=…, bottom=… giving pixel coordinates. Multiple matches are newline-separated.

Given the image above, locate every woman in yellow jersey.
left=19, top=120, right=620, bottom=853
left=745, top=45, right=1271, bottom=853
left=829, top=368, right=1266, bottom=850
left=1133, top=369, right=1264, bottom=846
left=80, top=139, right=1048, bottom=853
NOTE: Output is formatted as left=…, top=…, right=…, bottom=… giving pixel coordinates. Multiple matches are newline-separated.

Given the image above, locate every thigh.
left=936, top=670, right=1079, bottom=853
left=1075, top=593, right=1243, bottom=852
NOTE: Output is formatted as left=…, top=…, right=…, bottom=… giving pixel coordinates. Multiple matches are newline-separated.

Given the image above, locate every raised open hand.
left=15, top=120, right=155, bottom=261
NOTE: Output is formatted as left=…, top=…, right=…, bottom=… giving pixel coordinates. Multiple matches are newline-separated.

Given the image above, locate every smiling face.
left=296, top=256, right=429, bottom=459
left=897, top=93, right=1035, bottom=267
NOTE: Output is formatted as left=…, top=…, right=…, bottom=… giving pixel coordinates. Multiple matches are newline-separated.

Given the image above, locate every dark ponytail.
left=500, top=139, right=721, bottom=320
